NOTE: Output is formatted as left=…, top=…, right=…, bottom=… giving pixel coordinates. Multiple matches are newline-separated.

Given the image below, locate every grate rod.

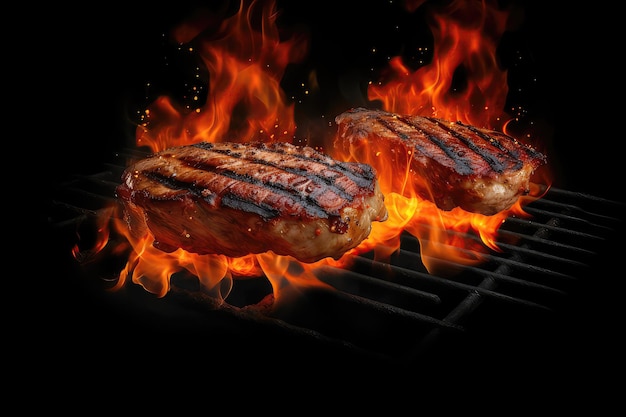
left=411, top=240, right=576, bottom=281
left=504, top=216, right=608, bottom=241
left=496, top=228, right=596, bottom=257
left=322, top=289, right=463, bottom=331
left=521, top=206, right=617, bottom=234
left=541, top=187, right=626, bottom=208
left=490, top=241, right=592, bottom=268
left=410, top=215, right=564, bottom=357
left=396, top=249, right=568, bottom=297
left=315, top=264, right=441, bottom=306
left=380, top=257, right=555, bottom=311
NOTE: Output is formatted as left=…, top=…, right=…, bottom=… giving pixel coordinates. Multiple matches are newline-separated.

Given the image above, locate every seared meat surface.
left=116, top=141, right=387, bottom=263
left=335, top=107, right=547, bottom=215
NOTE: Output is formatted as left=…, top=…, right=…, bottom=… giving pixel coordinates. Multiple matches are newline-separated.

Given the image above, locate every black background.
left=32, top=0, right=624, bottom=404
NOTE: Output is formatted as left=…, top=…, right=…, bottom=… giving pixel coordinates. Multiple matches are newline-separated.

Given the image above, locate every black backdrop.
left=35, top=0, right=624, bottom=402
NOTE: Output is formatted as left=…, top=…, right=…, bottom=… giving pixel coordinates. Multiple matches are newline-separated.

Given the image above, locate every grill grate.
left=47, top=149, right=625, bottom=366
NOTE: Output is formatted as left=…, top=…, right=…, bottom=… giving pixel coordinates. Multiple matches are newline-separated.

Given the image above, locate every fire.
left=370, top=0, right=511, bottom=129
left=74, top=0, right=550, bottom=306
left=136, top=0, right=308, bottom=152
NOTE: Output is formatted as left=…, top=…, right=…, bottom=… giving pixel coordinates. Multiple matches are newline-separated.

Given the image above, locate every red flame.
left=74, top=0, right=550, bottom=305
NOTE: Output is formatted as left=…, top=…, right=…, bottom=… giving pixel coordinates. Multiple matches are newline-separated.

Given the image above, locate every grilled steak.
left=115, top=141, right=388, bottom=263
left=334, top=107, right=547, bottom=215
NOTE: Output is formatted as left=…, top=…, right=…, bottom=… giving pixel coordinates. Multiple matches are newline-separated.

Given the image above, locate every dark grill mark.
left=220, top=194, right=282, bottom=219
left=191, top=142, right=370, bottom=199
left=195, top=141, right=375, bottom=190
left=376, top=117, right=433, bottom=158
left=427, top=117, right=507, bottom=173
left=148, top=142, right=380, bottom=219
left=194, top=142, right=218, bottom=151
left=458, top=122, right=523, bottom=171
left=396, top=116, right=475, bottom=175
left=265, top=144, right=376, bottom=188
left=202, top=167, right=335, bottom=219
left=143, top=170, right=286, bottom=219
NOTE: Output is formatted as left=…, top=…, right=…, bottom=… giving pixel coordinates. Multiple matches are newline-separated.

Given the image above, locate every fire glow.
left=75, top=0, right=550, bottom=305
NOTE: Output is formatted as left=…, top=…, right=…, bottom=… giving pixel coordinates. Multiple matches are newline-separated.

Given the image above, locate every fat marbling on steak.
left=335, top=107, right=547, bottom=215
left=115, top=141, right=388, bottom=263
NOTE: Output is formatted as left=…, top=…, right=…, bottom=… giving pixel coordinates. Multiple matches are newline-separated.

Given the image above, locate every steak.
left=115, top=141, right=388, bottom=263
left=334, top=107, right=547, bottom=215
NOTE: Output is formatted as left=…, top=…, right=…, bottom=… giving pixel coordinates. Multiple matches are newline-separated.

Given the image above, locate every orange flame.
left=73, top=0, right=551, bottom=306
left=136, top=0, right=308, bottom=152
left=370, top=0, right=510, bottom=129
left=106, top=207, right=366, bottom=304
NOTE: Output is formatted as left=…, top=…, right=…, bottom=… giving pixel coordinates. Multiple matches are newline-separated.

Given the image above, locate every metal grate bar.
left=315, top=264, right=441, bottom=306
left=312, top=288, right=463, bottom=331
left=496, top=228, right=596, bottom=257
left=524, top=206, right=618, bottom=234
left=380, top=257, right=556, bottom=311
left=488, top=241, right=591, bottom=268
left=504, top=216, right=609, bottom=241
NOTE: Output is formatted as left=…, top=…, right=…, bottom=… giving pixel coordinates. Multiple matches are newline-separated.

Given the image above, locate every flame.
left=73, top=0, right=551, bottom=307
left=136, top=0, right=308, bottom=152
left=108, top=208, right=347, bottom=302
left=71, top=206, right=115, bottom=263
left=371, top=0, right=510, bottom=128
